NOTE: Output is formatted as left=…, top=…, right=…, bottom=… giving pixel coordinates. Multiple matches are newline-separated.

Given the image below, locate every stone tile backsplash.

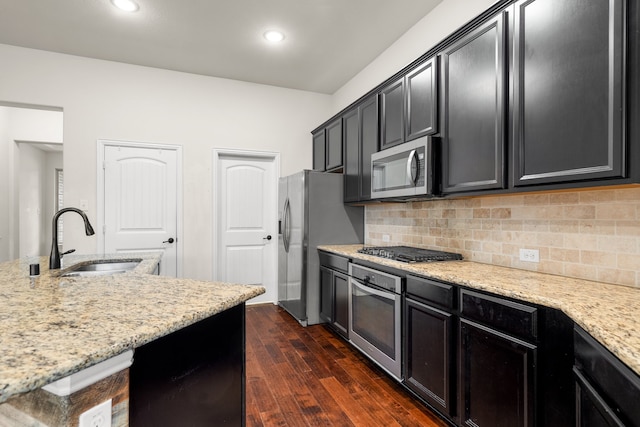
left=365, top=187, right=640, bottom=288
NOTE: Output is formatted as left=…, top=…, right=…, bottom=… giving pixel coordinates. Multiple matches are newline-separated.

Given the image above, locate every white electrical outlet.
left=382, top=234, right=390, bottom=242
left=79, top=399, right=111, bottom=427
left=519, top=248, right=540, bottom=263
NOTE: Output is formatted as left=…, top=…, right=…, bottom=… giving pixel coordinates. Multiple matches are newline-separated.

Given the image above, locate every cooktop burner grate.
left=358, top=246, right=463, bottom=263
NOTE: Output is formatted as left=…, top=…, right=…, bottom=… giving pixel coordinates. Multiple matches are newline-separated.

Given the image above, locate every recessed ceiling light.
left=111, top=0, right=139, bottom=12
left=264, top=30, right=285, bottom=43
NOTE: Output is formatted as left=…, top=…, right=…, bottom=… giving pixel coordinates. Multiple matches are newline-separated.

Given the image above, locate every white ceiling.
left=0, top=0, right=442, bottom=94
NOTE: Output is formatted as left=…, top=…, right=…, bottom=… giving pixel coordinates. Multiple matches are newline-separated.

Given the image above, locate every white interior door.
left=213, top=150, right=278, bottom=304
left=102, top=144, right=180, bottom=277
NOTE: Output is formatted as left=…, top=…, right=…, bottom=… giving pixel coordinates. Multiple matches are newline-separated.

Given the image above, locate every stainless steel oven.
left=348, top=263, right=402, bottom=381
left=371, top=136, right=435, bottom=199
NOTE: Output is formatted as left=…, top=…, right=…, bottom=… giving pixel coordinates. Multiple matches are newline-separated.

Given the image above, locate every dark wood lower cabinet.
left=333, top=272, right=349, bottom=337
left=574, top=367, right=625, bottom=427
left=404, top=297, right=455, bottom=421
left=574, top=326, right=640, bottom=427
left=321, top=266, right=349, bottom=338
left=459, top=319, right=536, bottom=427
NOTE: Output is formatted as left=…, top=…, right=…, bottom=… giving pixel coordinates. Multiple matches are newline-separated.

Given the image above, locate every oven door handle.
left=352, top=279, right=395, bottom=301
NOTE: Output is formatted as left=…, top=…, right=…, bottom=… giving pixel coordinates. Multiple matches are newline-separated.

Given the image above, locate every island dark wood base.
left=130, top=303, right=245, bottom=426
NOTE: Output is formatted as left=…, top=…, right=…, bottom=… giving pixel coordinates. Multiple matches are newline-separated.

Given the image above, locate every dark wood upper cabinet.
left=512, top=0, right=626, bottom=186
left=380, top=78, right=405, bottom=149
left=440, top=12, right=507, bottom=194
left=325, top=118, right=343, bottom=171
left=312, top=130, right=325, bottom=172
left=406, top=56, right=438, bottom=141
left=359, top=96, right=378, bottom=201
left=343, top=108, right=360, bottom=202
left=380, top=57, right=438, bottom=151
left=344, top=95, right=378, bottom=203
left=313, top=118, right=343, bottom=172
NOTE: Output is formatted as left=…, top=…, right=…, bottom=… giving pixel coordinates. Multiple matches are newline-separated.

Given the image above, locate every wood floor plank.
left=245, top=304, right=448, bottom=427
left=319, top=376, right=388, bottom=426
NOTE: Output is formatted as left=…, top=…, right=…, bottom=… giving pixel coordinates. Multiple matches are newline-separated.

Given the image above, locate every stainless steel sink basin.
left=60, top=259, right=142, bottom=277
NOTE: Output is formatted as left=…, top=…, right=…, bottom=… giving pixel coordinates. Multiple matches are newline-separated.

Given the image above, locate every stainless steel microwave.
left=371, top=136, right=435, bottom=199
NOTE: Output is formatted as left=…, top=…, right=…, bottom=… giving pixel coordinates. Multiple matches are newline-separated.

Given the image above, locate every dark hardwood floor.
left=245, top=304, right=448, bottom=427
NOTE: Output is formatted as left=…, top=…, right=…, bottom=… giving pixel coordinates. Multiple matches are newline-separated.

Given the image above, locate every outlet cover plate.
left=79, top=399, right=111, bottom=427
left=519, top=248, right=540, bottom=263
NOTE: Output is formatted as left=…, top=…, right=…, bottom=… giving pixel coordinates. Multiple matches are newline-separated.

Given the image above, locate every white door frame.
left=97, top=139, right=184, bottom=277
left=212, top=148, right=280, bottom=294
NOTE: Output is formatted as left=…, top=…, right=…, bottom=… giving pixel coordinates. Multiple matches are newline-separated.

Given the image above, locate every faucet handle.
left=61, top=249, right=76, bottom=257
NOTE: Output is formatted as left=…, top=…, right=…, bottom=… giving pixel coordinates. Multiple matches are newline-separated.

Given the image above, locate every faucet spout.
left=49, top=207, right=95, bottom=269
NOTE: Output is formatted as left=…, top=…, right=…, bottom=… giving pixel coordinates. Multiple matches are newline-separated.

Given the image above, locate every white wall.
left=0, top=108, right=10, bottom=262
left=0, top=106, right=63, bottom=262
left=18, top=143, right=47, bottom=258
left=44, top=151, right=63, bottom=256
left=0, top=44, right=331, bottom=279
left=331, top=0, right=498, bottom=114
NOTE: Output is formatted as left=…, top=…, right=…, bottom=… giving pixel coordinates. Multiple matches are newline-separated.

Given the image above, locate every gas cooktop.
left=358, top=246, right=463, bottom=263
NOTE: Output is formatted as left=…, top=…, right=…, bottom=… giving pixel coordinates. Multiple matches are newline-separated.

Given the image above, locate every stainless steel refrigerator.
left=278, top=170, right=363, bottom=325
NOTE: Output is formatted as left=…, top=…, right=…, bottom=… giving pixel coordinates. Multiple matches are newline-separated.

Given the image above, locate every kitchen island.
left=0, top=253, right=264, bottom=426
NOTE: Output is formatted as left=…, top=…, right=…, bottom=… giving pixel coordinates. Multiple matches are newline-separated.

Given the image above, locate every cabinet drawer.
left=406, top=275, right=455, bottom=309
left=460, top=289, right=537, bottom=341
left=318, top=251, right=349, bottom=273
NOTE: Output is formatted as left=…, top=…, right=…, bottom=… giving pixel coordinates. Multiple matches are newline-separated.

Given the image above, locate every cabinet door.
left=406, top=57, right=438, bottom=141
left=512, top=0, right=625, bottom=186
left=326, top=119, right=343, bottom=171
left=333, top=271, right=349, bottom=338
left=343, top=108, right=361, bottom=202
left=440, top=12, right=507, bottom=194
left=574, top=367, right=625, bottom=427
left=459, top=319, right=536, bottom=427
left=380, top=78, right=405, bottom=149
left=404, top=298, right=454, bottom=419
left=312, top=130, right=325, bottom=172
left=319, top=266, right=333, bottom=323
left=359, top=95, right=378, bottom=201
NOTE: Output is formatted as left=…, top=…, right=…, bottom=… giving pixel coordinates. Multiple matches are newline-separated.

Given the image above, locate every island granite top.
left=319, top=244, right=640, bottom=377
left=0, top=253, right=264, bottom=404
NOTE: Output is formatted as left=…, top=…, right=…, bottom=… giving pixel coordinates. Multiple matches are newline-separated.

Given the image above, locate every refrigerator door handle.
left=283, top=198, right=291, bottom=252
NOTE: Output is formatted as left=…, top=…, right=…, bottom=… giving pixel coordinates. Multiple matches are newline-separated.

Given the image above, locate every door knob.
left=263, top=235, right=272, bottom=241
left=163, top=237, right=175, bottom=244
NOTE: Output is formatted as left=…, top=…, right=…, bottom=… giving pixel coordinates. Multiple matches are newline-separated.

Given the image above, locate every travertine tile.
left=364, top=187, right=640, bottom=290
left=596, top=203, right=636, bottom=220
left=550, top=192, right=580, bottom=204
left=563, top=205, right=596, bottom=220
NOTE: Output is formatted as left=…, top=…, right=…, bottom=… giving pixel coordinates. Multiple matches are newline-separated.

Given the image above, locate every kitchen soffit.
left=0, top=0, right=442, bottom=94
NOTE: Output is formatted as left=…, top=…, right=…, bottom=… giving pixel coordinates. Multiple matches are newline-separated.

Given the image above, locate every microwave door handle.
left=406, top=149, right=419, bottom=185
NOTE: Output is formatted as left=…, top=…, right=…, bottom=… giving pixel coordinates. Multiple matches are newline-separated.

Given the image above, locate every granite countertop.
left=319, top=244, right=640, bottom=377
left=0, top=253, right=265, bottom=404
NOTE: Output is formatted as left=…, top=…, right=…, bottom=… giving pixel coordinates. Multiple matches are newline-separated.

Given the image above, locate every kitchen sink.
left=60, top=259, right=142, bottom=277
